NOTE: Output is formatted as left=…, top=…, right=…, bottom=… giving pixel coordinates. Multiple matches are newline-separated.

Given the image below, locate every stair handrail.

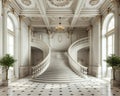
left=31, top=39, right=51, bottom=78
left=68, top=37, right=89, bottom=78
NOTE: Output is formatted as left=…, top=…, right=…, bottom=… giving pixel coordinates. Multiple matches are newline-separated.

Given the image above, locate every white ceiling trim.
left=35, top=0, right=49, bottom=27
left=71, top=0, right=86, bottom=26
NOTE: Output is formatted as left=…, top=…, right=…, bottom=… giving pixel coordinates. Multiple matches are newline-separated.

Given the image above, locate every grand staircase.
left=32, top=52, right=82, bottom=83
left=31, top=37, right=89, bottom=83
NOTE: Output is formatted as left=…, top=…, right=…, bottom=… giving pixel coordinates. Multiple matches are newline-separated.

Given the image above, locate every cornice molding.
left=71, top=0, right=86, bottom=26
left=9, top=0, right=21, bottom=16
left=100, top=0, right=115, bottom=18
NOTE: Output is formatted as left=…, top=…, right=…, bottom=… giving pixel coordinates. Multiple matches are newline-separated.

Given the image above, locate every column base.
left=19, top=66, right=29, bottom=78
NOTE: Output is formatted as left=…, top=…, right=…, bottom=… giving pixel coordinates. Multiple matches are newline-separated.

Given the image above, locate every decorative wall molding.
left=89, top=0, right=100, bottom=6
left=21, top=0, right=31, bottom=6
left=100, top=0, right=115, bottom=18
left=47, top=0, right=73, bottom=8
left=58, top=35, right=62, bottom=43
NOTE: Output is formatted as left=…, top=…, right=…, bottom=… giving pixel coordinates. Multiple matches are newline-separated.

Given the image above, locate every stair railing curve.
left=68, top=37, right=89, bottom=78
left=31, top=38, right=51, bottom=79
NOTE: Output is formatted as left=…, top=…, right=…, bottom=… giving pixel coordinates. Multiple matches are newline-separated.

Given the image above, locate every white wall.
left=77, top=47, right=89, bottom=67
left=50, top=32, right=71, bottom=51
left=32, top=28, right=88, bottom=52
left=31, top=47, right=43, bottom=66
left=21, top=21, right=29, bottom=66
left=19, top=20, right=29, bottom=78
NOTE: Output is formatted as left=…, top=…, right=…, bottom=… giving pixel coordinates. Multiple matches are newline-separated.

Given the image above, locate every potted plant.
left=0, top=54, right=16, bottom=82
left=105, top=54, right=120, bottom=80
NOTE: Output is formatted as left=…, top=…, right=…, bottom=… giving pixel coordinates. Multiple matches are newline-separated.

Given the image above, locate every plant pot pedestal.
left=110, top=79, right=120, bottom=87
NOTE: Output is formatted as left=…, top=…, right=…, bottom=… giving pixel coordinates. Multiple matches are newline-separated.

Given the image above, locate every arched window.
left=102, top=13, right=115, bottom=79
left=7, top=17, right=14, bottom=56
left=106, top=16, right=115, bottom=56
left=7, top=17, right=14, bottom=32
left=7, top=16, right=15, bottom=81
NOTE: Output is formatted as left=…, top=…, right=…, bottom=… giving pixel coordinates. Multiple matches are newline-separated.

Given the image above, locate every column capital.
left=2, top=0, right=10, bottom=8
left=110, top=0, right=120, bottom=8
left=87, top=25, right=93, bottom=32
left=19, top=15, right=25, bottom=21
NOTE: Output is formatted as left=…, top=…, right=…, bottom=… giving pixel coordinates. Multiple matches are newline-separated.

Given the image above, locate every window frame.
left=105, top=16, right=115, bottom=56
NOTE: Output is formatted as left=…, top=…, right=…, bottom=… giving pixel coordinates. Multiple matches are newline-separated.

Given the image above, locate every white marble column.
left=3, top=4, right=8, bottom=55
left=14, top=15, right=20, bottom=79
left=113, top=1, right=120, bottom=56
left=0, top=0, right=3, bottom=85
left=1, top=1, right=9, bottom=83
left=113, top=1, right=120, bottom=82
left=2, top=5, right=7, bottom=82
left=90, top=15, right=102, bottom=77
left=88, top=25, right=93, bottom=75
left=19, top=16, right=29, bottom=78
left=28, top=26, right=32, bottom=75
left=0, top=0, right=3, bottom=57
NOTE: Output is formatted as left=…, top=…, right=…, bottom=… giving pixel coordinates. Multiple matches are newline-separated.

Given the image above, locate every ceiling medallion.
left=21, top=0, right=31, bottom=6
left=89, top=0, right=100, bottom=6
left=48, top=0, right=72, bottom=7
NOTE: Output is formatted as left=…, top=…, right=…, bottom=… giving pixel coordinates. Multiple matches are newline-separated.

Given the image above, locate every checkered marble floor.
left=0, top=77, right=120, bottom=96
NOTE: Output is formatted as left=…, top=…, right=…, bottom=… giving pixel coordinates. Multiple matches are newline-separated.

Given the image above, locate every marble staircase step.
left=31, top=52, right=82, bottom=83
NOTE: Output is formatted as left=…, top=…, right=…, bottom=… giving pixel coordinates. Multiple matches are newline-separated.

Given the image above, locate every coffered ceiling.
left=10, top=0, right=105, bottom=28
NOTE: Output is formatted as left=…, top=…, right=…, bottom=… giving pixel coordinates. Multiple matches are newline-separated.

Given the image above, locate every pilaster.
left=1, top=0, right=9, bottom=84
left=111, top=0, right=120, bottom=56
left=28, top=25, right=32, bottom=75
left=90, top=15, right=102, bottom=77
left=88, top=25, right=93, bottom=75
left=0, top=0, right=3, bottom=85
left=0, top=0, right=3, bottom=57
left=19, top=16, right=29, bottom=78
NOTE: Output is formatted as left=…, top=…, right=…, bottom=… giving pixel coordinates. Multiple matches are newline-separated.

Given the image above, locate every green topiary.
left=0, top=54, right=16, bottom=80
left=105, top=54, right=120, bottom=80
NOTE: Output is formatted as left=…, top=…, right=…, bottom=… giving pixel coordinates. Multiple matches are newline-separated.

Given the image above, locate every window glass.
left=7, top=33, right=14, bottom=56
left=7, top=17, right=14, bottom=32
left=108, top=17, right=114, bottom=32
left=107, top=35, right=113, bottom=56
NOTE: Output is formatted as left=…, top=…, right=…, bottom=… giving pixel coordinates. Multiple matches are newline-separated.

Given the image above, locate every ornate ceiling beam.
left=71, top=0, right=86, bottom=27
left=31, top=21, right=89, bottom=27
left=20, top=9, right=99, bottom=17
left=20, top=10, right=40, bottom=17
left=35, top=0, right=49, bottom=27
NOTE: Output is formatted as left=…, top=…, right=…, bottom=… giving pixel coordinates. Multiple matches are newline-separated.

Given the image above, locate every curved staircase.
left=31, top=37, right=89, bottom=83
left=32, top=52, right=82, bottom=83
left=68, top=37, right=89, bottom=78
left=31, top=38, right=51, bottom=78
